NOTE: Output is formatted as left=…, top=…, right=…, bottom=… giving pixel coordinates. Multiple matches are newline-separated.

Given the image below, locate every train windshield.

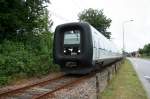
left=63, top=30, right=81, bottom=56
left=64, top=30, right=80, bottom=44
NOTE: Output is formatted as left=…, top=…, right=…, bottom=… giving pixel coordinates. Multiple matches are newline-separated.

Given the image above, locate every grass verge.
left=101, top=59, right=148, bottom=99
left=141, top=56, right=150, bottom=60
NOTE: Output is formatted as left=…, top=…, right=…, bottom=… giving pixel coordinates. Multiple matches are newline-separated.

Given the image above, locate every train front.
left=53, top=22, right=93, bottom=74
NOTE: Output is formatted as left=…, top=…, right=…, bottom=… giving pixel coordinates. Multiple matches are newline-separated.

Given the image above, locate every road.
left=128, top=58, right=150, bottom=99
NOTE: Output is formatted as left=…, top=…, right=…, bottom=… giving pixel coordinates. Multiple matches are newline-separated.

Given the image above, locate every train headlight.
left=78, top=50, right=80, bottom=53
left=69, top=48, right=73, bottom=52
left=64, top=50, right=66, bottom=53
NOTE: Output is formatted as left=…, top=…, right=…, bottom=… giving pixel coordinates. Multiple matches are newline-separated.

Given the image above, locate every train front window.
left=63, top=30, right=81, bottom=56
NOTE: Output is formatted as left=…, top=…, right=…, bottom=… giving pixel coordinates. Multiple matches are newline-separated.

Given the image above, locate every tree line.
left=0, top=0, right=56, bottom=86
left=0, top=0, right=53, bottom=41
left=139, top=43, right=150, bottom=56
left=0, top=0, right=111, bottom=41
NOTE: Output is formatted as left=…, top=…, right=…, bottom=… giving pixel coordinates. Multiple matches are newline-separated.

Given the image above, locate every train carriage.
left=53, top=22, right=122, bottom=74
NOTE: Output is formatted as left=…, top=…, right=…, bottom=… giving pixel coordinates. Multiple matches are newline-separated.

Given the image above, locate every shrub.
left=0, top=33, right=59, bottom=86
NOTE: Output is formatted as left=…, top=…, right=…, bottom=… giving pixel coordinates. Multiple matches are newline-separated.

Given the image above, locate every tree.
left=0, top=0, right=53, bottom=40
left=78, top=8, right=112, bottom=39
left=138, top=43, right=150, bottom=56
left=138, top=48, right=143, bottom=54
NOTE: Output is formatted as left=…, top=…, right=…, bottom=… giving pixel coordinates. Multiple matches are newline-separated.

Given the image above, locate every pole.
left=122, top=23, right=125, bottom=55
left=122, top=20, right=134, bottom=56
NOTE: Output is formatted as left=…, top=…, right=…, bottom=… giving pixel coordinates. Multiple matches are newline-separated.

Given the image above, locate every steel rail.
left=32, top=73, right=94, bottom=99
left=0, top=74, right=67, bottom=97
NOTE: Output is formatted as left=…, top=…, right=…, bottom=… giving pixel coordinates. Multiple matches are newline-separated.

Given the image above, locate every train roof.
left=55, top=22, right=120, bottom=53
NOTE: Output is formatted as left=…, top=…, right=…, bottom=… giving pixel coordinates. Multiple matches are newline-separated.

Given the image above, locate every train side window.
left=95, top=40, right=98, bottom=58
left=98, top=39, right=100, bottom=48
left=100, top=39, right=103, bottom=49
left=98, top=40, right=101, bottom=58
left=93, top=41, right=96, bottom=48
left=101, top=38, right=105, bottom=50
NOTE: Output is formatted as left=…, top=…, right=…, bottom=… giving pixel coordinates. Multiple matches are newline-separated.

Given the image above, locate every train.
left=53, top=22, right=123, bottom=74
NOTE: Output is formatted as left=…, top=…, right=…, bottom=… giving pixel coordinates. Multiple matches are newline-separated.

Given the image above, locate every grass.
left=101, top=59, right=148, bottom=99
left=141, top=56, right=150, bottom=60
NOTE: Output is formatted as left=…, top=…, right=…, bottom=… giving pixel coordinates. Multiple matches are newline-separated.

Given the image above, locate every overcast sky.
left=48, top=0, right=150, bottom=52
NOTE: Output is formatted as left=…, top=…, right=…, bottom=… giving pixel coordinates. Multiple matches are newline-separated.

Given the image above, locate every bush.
left=0, top=76, right=11, bottom=86
left=0, top=33, right=60, bottom=86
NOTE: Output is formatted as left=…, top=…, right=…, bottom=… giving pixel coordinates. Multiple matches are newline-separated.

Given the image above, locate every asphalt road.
left=128, top=58, right=150, bottom=99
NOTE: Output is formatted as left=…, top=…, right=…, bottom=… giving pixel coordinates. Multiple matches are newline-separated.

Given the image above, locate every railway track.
left=0, top=74, right=94, bottom=99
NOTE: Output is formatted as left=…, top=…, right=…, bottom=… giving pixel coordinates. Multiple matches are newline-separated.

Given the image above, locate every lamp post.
left=122, top=19, right=134, bottom=56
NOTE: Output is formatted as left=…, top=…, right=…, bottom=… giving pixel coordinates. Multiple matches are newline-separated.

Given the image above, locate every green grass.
left=141, top=56, right=150, bottom=59
left=101, top=59, right=148, bottom=99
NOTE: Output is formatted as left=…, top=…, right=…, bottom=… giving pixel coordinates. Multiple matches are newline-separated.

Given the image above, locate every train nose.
left=53, top=22, right=94, bottom=73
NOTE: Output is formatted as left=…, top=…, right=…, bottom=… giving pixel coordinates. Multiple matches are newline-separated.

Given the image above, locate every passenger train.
left=53, top=22, right=122, bottom=74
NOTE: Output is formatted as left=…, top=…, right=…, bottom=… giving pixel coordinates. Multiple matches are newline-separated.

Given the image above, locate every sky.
left=48, top=0, right=150, bottom=52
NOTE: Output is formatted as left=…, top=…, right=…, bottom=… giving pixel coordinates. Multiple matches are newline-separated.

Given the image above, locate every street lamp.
left=122, top=19, right=134, bottom=55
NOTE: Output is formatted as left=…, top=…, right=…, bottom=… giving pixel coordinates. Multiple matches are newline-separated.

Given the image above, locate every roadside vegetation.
left=0, top=0, right=59, bottom=86
left=0, top=33, right=60, bottom=86
left=101, top=59, right=148, bottom=99
left=140, top=55, right=150, bottom=59
left=139, top=43, right=150, bottom=59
